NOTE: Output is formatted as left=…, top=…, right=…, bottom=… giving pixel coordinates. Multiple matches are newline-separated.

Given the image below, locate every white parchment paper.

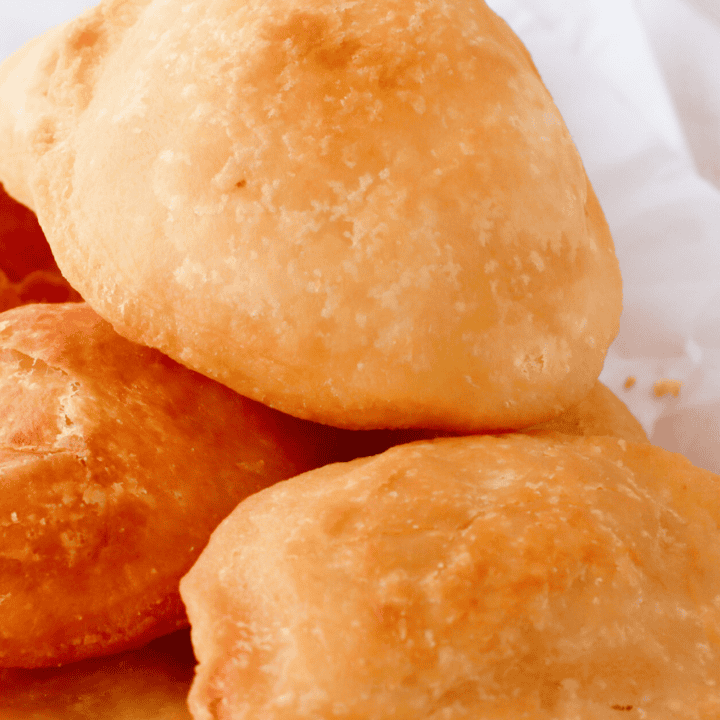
left=486, top=0, right=720, bottom=471
left=2, top=0, right=720, bottom=469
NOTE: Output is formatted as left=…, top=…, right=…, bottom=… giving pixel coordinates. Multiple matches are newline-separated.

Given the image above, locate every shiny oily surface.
left=182, top=434, right=720, bottom=719
left=9, top=0, right=621, bottom=431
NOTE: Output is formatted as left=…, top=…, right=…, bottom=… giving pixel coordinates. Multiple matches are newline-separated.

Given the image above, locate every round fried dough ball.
left=0, top=303, right=342, bottom=668
left=181, top=434, right=720, bottom=719
left=17, top=0, right=621, bottom=431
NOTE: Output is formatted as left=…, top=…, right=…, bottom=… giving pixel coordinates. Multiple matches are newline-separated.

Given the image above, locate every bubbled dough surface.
left=0, top=303, right=336, bottom=667
left=27, top=0, right=621, bottom=431
left=181, top=434, right=720, bottom=719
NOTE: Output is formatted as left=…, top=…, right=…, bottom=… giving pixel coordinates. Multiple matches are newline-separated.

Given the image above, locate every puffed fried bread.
left=181, top=434, right=720, bottom=719
left=7, top=0, right=622, bottom=431
left=0, top=302, right=345, bottom=667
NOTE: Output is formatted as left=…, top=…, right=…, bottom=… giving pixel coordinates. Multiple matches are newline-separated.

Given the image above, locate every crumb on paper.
left=623, top=376, right=636, bottom=390
left=653, top=379, right=682, bottom=398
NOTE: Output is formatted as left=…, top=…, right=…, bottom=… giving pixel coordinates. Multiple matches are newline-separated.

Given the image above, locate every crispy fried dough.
left=0, top=302, right=344, bottom=667
left=181, top=434, right=720, bottom=719
left=9, top=0, right=621, bottom=431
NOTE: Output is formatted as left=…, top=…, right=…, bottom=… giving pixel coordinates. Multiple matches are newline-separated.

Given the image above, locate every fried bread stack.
left=0, top=1, right=715, bottom=719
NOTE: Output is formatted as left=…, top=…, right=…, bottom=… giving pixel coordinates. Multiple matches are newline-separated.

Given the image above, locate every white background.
left=3, top=0, right=720, bottom=471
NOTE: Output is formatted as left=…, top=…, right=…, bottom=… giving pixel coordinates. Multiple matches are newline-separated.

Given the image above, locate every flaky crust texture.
left=181, top=434, right=720, bottom=719
left=0, top=303, right=338, bottom=667
left=22, top=0, right=621, bottom=431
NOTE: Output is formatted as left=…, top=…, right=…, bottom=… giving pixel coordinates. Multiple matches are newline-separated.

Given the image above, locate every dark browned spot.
left=235, top=179, right=247, bottom=189
left=611, top=705, right=633, bottom=712
left=69, top=27, right=101, bottom=52
left=60, top=16, right=109, bottom=109
left=266, top=12, right=360, bottom=71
